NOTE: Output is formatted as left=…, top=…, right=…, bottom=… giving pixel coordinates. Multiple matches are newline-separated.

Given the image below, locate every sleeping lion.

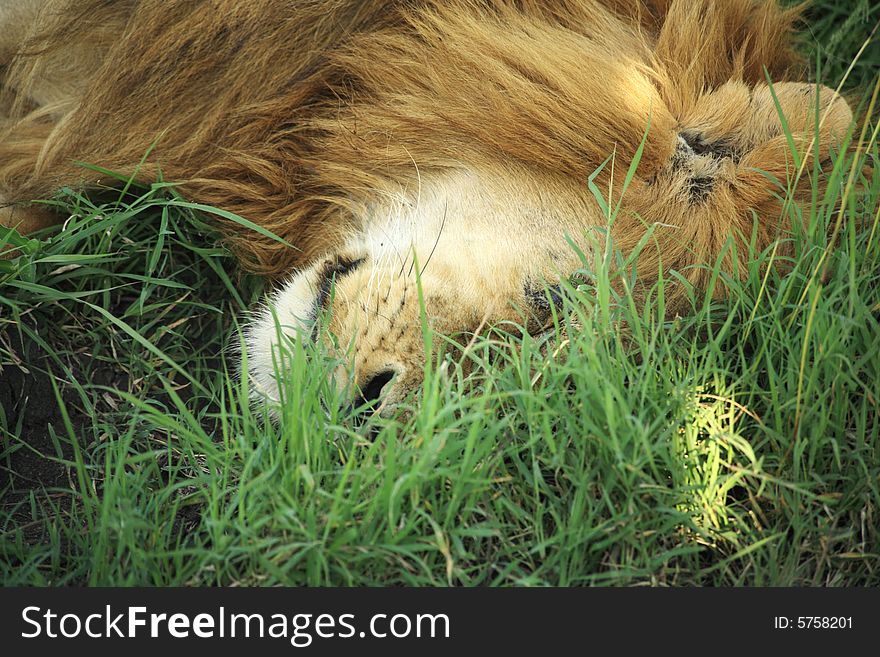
left=0, top=0, right=853, bottom=415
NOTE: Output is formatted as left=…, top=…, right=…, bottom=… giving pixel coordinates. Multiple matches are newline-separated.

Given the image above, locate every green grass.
left=1, top=3, right=879, bottom=586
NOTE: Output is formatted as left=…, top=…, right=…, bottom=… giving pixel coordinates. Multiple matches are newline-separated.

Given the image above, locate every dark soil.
left=0, top=327, right=215, bottom=555
left=0, top=361, right=77, bottom=494
left=0, top=348, right=83, bottom=546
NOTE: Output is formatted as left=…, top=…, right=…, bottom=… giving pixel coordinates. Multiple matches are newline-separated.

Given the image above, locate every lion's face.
left=245, top=166, right=598, bottom=415
left=245, top=80, right=852, bottom=416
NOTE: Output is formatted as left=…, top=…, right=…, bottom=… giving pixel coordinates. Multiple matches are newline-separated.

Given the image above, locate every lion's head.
left=245, top=75, right=852, bottom=415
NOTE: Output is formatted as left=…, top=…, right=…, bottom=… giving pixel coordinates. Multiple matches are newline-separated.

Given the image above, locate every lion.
left=0, top=0, right=854, bottom=415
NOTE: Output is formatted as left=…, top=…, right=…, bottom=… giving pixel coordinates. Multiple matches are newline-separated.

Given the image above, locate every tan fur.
left=0, top=1, right=854, bottom=411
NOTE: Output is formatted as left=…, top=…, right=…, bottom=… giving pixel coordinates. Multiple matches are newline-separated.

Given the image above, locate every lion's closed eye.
left=313, top=256, right=366, bottom=320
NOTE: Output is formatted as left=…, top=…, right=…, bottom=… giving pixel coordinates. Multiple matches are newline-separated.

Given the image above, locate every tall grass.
left=1, top=2, right=878, bottom=585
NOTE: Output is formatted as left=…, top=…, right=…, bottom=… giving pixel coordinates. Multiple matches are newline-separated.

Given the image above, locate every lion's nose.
left=354, top=369, right=397, bottom=410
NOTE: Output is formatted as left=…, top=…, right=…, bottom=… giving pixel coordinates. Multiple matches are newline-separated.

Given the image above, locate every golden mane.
left=1, top=0, right=804, bottom=285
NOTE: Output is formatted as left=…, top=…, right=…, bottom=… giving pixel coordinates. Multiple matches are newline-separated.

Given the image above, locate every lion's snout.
left=348, top=361, right=422, bottom=419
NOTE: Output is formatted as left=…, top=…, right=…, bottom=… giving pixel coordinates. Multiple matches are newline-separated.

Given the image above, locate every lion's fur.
left=2, top=1, right=806, bottom=269
left=0, top=0, right=854, bottom=409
